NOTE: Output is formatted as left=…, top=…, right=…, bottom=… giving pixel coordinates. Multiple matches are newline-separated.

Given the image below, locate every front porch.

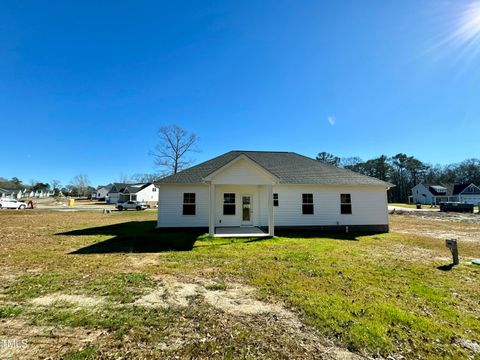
left=208, top=183, right=275, bottom=237
left=202, top=154, right=277, bottom=237
left=214, top=226, right=270, bottom=238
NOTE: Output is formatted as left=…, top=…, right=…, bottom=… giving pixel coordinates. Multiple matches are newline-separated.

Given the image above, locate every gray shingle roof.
left=453, top=183, right=480, bottom=195
left=110, top=183, right=152, bottom=194
left=157, top=151, right=392, bottom=187
left=427, top=185, right=448, bottom=196
left=124, top=183, right=152, bottom=194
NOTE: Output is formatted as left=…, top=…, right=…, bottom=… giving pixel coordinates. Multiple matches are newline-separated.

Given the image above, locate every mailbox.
left=445, top=239, right=459, bottom=265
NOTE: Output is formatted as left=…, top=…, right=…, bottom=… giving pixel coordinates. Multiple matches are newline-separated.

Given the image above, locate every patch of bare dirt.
left=127, top=254, right=160, bottom=268
left=391, top=213, right=480, bottom=246
left=455, top=338, right=480, bottom=354
left=135, top=281, right=198, bottom=308
left=370, top=243, right=451, bottom=263
left=30, top=294, right=104, bottom=308
left=392, top=210, right=480, bottom=224
left=135, top=276, right=362, bottom=359
left=0, top=318, right=103, bottom=360
left=135, top=277, right=290, bottom=316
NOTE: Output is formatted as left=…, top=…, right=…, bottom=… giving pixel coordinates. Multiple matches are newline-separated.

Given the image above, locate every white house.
left=121, top=183, right=158, bottom=205
left=107, top=183, right=158, bottom=206
left=453, top=183, right=480, bottom=205
left=156, top=151, right=392, bottom=237
left=410, top=183, right=480, bottom=205
left=410, top=184, right=456, bottom=205
left=92, top=185, right=111, bottom=200
left=0, top=188, right=21, bottom=199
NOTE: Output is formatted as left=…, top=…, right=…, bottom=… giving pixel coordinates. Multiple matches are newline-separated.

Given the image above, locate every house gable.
left=205, top=155, right=276, bottom=185
left=453, top=183, right=480, bottom=195
left=412, top=183, right=433, bottom=196
left=459, top=183, right=480, bottom=195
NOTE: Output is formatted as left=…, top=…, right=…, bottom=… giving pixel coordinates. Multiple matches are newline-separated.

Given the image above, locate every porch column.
left=267, top=184, right=274, bottom=236
left=209, top=183, right=215, bottom=236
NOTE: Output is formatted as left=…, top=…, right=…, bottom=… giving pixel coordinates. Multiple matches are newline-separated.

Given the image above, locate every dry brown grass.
left=390, top=212, right=480, bottom=256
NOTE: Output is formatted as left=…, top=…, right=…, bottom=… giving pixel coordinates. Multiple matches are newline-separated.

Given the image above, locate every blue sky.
left=1, top=1, right=480, bottom=186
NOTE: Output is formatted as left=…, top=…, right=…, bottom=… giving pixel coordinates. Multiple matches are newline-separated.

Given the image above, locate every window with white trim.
left=223, top=193, right=236, bottom=215
left=340, top=194, right=352, bottom=214
left=302, top=193, right=313, bottom=214
left=273, top=193, right=279, bottom=207
left=183, top=193, right=196, bottom=215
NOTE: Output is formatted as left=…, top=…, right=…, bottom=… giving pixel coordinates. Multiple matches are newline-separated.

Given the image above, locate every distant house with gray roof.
left=155, top=150, right=393, bottom=236
left=453, top=183, right=480, bottom=205
left=106, top=183, right=157, bottom=206
left=410, top=183, right=455, bottom=205
left=410, top=183, right=480, bottom=205
left=92, top=184, right=112, bottom=200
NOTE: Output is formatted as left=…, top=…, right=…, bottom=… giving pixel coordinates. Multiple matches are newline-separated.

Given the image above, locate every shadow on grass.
left=61, top=221, right=382, bottom=254
left=58, top=221, right=205, bottom=254
left=437, top=263, right=455, bottom=271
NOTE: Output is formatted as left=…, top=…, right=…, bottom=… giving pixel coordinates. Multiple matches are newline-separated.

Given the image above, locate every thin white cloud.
left=327, top=116, right=336, bottom=126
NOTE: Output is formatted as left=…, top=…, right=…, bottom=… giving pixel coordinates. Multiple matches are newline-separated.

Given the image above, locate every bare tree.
left=51, top=179, right=61, bottom=191
left=51, top=179, right=62, bottom=196
left=70, top=175, right=90, bottom=198
left=29, top=179, right=37, bottom=189
left=152, top=125, right=198, bottom=175
left=116, top=173, right=132, bottom=183
left=131, top=173, right=160, bottom=183
left=340, top=156, right=363, bottom=169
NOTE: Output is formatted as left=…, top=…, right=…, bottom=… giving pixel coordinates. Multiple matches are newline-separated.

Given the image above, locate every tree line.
left=316, top=152, right=480, bottom=202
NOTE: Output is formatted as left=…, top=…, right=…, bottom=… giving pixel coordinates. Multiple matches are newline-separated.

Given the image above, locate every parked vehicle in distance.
left=0, top=198, right=28, bottom=209
left=116, top=200, right=148, bottom=211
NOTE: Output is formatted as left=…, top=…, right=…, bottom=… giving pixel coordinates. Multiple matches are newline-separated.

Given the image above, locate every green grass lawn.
left=164, top=234, right=479, bottom=358
left=1, top=211, right=479, bottom=359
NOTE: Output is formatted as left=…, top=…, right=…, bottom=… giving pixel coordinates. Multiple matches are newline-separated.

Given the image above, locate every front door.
left=241, top=195, right=253, bottom=225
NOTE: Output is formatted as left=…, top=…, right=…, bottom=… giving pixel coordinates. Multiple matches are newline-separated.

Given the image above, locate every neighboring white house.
left=156, top=151, right=392, bottom=236
left=107, top=183, right=158, bottom=206
left=410, top=183, right=456, bottom=205
left=92, top=185, right=111, bottom=200
left=410, top=183, right=480, bottom=205
left=453, top=183, right=480, bottom=205
left=0, top=188, right=22, bottom=199
left=33, top=189, right=54, bottom=198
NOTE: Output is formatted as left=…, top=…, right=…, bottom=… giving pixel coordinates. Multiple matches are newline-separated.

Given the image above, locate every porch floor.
left=214, top=226, right=270, bottom=238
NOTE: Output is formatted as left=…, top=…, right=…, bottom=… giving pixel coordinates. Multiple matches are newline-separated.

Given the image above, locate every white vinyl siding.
left=210, top=158, right=274, bottom=185
left=459, top=195, right=480, bottom=205
left=272, top=185, right=388, bottom=226
left=157, top=185, right=209, bottom=227
left=214, top=185, right=267, bottom=227
left=411, top=184, right=436, bottom=205
left=134, top=184, right=158, bottom=202
left=157, top=184, right=388, bottom=228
